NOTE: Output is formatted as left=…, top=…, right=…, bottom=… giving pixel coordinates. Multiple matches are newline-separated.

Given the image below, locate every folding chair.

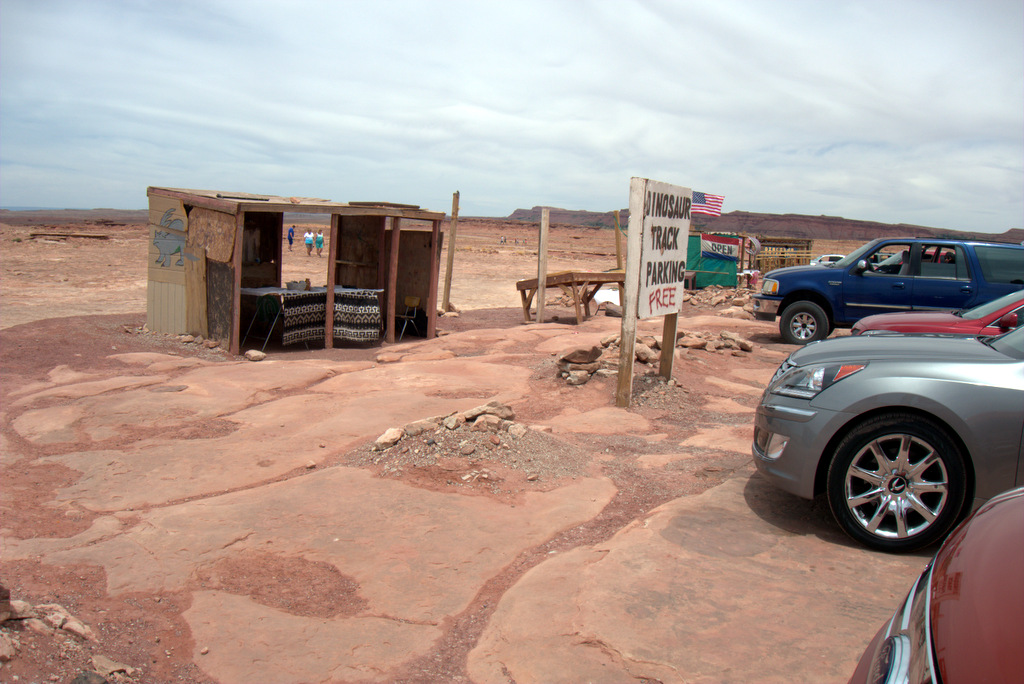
left=242, top=294, right=282, bottom=352
left=396, top=296, right=421, bottom=340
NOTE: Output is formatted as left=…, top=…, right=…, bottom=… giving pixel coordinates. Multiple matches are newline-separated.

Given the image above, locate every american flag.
left=692, top=191, right=724, bottom=216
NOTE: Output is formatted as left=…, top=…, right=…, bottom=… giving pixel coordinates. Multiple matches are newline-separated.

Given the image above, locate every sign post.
left=616, top=177, right=693, bottom=407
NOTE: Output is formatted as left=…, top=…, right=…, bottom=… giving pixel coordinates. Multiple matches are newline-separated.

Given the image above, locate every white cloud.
left=1, top=0, right=1020, bottom=231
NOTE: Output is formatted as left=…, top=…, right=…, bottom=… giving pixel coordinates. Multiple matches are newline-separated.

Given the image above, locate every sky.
left=1, top=0, right=1021, bottom=233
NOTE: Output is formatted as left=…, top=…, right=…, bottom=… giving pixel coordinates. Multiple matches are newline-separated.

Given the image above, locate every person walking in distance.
left=304, top=229, right=314, bottom=256
left=315, top=229, right=325, bottom=257
left=287, top=225, right=295, bottom=251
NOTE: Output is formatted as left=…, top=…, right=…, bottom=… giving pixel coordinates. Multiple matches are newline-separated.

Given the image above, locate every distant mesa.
left=2, top=206, right=1019, bottom=244
left=504, top=206, right=1023, bottom=244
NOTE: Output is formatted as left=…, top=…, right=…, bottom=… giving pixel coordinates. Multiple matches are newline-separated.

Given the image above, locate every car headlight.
left=770, top=362, right=866, bottom=399
left=761, top=279, right=779, bottom=295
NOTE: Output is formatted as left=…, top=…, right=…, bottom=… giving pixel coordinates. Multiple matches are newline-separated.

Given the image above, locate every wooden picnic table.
left=516, top=270, right=625, bottom=324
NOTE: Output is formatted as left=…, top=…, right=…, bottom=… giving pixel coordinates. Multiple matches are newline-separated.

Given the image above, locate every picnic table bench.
left=515, top=270, right=625, bottom=324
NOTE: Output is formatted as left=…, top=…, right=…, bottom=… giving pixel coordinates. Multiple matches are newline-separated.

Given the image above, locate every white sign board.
left=635, top=178, right=692, bottom=319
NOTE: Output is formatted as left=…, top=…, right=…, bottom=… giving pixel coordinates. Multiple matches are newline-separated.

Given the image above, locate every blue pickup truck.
left=753, top=237, right=1024, bottom=344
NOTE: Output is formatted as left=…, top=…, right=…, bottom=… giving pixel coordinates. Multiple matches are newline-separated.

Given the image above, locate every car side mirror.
left=997, top=312, right=1019, bottom=329
left=854, top=259, right=869, bottom=274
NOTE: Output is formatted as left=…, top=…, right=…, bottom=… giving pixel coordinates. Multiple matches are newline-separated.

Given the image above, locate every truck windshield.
left=832, top=240, right=881, bottom=268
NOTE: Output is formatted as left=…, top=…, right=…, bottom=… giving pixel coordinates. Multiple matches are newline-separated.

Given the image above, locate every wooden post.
left=427, top=218, right=441, bottom=338
left=614, top=209, right=624, bottom=306
left=229, top=211, right=244, bottom=355
left=386, top=217, right=401, bottom=343
left=536, top=208, right=550, bottom=323
left=616, top=181, right=645, bottom=407
left=324, top=214, right=340, bottom=348
left=441, top=191, right=459, bottom=312
left=658, top=312, right=677, bottom=379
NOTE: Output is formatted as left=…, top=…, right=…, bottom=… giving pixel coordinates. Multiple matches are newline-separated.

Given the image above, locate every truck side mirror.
left=854, top=259, right=870, bottom=274
left=997, top=312, right=1019, bottom=329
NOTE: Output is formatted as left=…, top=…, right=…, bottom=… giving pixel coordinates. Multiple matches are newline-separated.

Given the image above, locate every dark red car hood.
left=853, top=311, right=979, bottom=334
left=930, top=488, right=1024, bottom=683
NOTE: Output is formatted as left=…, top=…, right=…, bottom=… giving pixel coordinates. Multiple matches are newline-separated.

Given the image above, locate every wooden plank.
left=188, top=207, right=236, bottom=263
left=658, top=312, right=677, bottom=379
left=229, top=212, right=244, bottom=355
left=325, top=214, right=340, bottom=348
left=536, top=208, right=550, bottom=323
left=427, top=219, right=441, bottom=338
left=185, top=247, right=208, bottom=337
left=386, top=217, right=401, bottom=343
left=148, top=265, right=186, bottom=286
left=617, top=178, right=646, bottom=408
left=442, top=191, right=459, bottom=312
left=30, top=232, right=109, bottom=240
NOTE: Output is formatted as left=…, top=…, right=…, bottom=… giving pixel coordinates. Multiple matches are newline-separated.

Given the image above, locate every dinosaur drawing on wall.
left=153, top=207, right=197, bottom=267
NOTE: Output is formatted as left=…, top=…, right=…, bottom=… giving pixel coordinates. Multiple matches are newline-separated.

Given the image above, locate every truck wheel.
left=780, top=302, right=829, bottom=345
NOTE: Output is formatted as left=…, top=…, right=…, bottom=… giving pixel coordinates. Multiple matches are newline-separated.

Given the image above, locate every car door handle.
left=892, top=282, right=906, bottom=289
left=960, top=285, right=973, bottom=293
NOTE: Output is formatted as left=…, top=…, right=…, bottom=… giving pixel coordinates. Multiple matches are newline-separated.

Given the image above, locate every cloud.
left=1, top=0, right=1021, bottom=231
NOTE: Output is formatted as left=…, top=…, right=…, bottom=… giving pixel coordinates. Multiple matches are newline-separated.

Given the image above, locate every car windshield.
left=959, top=291, right=1024, bottom=320
left=832, top=240, right=881, bottom=268
left=985, top=325, right=1024, bottom=359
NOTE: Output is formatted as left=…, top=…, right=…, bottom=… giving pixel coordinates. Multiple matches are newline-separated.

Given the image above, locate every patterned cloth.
left=280, top=291, right=327, bottom=345
left=279, top=289, right=382, bottom=345
left=333, top=289, right=383, bottom=342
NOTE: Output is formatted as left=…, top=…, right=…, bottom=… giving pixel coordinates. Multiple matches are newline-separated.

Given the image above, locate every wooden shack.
left=146, top=187, right=445, bottom=354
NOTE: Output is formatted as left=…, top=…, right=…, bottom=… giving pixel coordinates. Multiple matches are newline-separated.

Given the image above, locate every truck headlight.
left=761, top=279, right=779, bottom=295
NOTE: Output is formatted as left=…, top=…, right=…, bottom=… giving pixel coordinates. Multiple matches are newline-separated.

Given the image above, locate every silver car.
left=752, top=326, right=1024, bottom=552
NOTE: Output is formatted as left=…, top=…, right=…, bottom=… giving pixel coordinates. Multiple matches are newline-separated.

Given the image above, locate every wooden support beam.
left=427, top=218, right=441, bottom=338
left=386, top=217, right=401, bottom=343
left=536, top=208, right=550, bottom=323
left=229, top=211, right=245, bottom=355
left=325, top=214, right=340, bottom=348
left=442, top=191, right=459, bottom=312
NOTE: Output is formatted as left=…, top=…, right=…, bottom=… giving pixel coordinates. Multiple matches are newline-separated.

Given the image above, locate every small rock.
left=472, top=414, right=502, bottom=432
left=600, top=333, right=620, bottom=347
left=203, top=339, right=220, bottom=348
left=443, top=413, right=466, bottom=430
left=179, top=334, right=195, bottom=343
left=558, top=346, right=603, bottom=364
left=373, top=427, right=404, bottom=450
left=565, top=370, right=591, bottom=385
left=0, top=631, right=17, bottom=662
left=526, top=473, right=539, bottom=481
left=603, top=302, right=622, bottom=317
left=677, top=335, right=708, bottom=350
left=62, top=617, right=97, bottom=641
left=489, top=434, right=501, bottom=445
left=403, top=419, right=437, bottom=436
left=305, top=461, right=316, bottom=469
left=70, top=673, right=107, bottom=684
left=244, top=349, right=266, bottom=362
left=200, top=646, right=210, bottom=655
left=92, top=654, right=136, bottom=677
left=634, top=343, right=659, bottom=364
left=507, top=423, right=528, bottom=439
left=460, top=444, right=476, bottom=456
left=463, top=400, right=515, bottom=421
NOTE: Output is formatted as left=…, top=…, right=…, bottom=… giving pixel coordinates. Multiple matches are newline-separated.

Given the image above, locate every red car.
left=851, top=290, right=1024, bottom=336
left=849, top=487, right=1024, bottom=684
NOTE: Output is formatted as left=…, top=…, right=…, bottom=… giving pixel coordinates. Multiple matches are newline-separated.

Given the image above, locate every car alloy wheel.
left=827, top=412, right=967, bottom=553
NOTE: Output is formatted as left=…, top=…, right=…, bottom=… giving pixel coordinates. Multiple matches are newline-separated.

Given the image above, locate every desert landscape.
left=1, top=210, right=933, bottom=683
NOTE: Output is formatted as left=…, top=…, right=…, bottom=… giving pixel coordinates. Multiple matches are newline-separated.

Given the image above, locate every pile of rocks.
left=683, top=286, right=756, bottom=320
left=1, top=584, right=139, bottom=681
left=555, top=329, right=756, bottom=386
left=371, top=400, right=524, bottom=453
left=355, top=400, right=590, bottom=487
